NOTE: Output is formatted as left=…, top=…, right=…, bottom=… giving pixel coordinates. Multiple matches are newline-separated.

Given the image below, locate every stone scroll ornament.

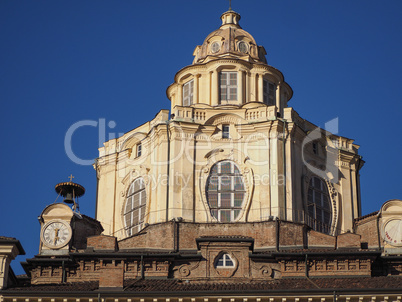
left=178, top=261, right=200, bottom=277
left=252, top=262, right=273, bottom=278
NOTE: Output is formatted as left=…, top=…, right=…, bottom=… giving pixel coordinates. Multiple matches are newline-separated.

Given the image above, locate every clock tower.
left=38, top=179, right=103, bottom=255
left=39, top=203, right=74, bottom=255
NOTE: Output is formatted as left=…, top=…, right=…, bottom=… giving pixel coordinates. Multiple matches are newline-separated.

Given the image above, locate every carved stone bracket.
left=178, top=261, right=201, bottom=278
left=252, top=261, right=273, bottom=278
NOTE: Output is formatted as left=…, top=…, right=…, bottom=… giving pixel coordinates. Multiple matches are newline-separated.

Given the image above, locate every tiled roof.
left=354, top=211, right=379, bottom=222
left=252, top=248, right=380, bottom=255
left=81, top=214, right=104, bottom=231
left=4, top=277, right=402, bottom=293
left=4, top=281, right=99, bottom=292
left=198, top=235, right=253, bottom=240
left=0, top=236, right=17, bottom=240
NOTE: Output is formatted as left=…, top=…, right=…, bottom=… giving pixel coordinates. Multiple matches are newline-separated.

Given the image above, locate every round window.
left=238, top=41, right=248, bottom=53
left=211, top=42, right=220, bottom=53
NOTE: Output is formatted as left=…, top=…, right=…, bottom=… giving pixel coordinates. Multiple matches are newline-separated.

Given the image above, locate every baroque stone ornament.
left=199, top=150, right=254, bottom=222
left=178, top=264, right=191, bottom=277
left=259, top=265, right=273, bottom=277
left=178, top=261, right=200, bottom=278
left=252, top=262, right=273, bottom=278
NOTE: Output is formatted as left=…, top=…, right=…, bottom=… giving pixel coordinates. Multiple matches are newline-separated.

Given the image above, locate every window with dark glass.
left=312, top=142, right=318, bottom=155
left=124, top=178, right=146, bottom=236
left=220, top=72, right=237, bottom=102
left=183, top=80, right=194, bottom=106
left=263, top=79, right=276, bottom=105
left=206, top=161, right=245, bottom=222
left=307, top=176, right=332, bottom=234
left=222, top=124, right=230, bottom=139
left=136, top=143, right=142, bottom=157
left=215, top=253, right=235, bottom=268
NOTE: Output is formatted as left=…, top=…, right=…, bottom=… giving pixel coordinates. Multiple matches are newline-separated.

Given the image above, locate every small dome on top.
left=193, top=10, right=267, bottom=64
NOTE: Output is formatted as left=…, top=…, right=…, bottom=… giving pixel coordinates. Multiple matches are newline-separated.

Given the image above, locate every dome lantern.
left=220, top=10, right=241, bottom=29
left=192, top=9, right=267, bottom=65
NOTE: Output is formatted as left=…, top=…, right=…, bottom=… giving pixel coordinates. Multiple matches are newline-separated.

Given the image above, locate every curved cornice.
left=166, top=58, right=292, bottom=98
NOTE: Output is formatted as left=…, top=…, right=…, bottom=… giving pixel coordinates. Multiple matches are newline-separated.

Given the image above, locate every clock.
left=383, top=219, right=402, bottom=246
left=41, top=220, right=72, bottom=249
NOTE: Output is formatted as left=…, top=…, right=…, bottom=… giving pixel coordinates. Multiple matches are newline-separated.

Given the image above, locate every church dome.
left=193, top=10, right=267, bottom=64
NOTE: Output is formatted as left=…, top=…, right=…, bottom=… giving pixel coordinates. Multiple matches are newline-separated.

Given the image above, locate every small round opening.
left=211, top=42, right=221, bottom=53
left=238, top=41, right=248, bottom=53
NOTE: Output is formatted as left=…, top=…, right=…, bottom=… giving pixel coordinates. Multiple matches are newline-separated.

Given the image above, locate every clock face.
left=384, top=219, right=402, bottom=246
left=41, top=220, right=72, bottom=249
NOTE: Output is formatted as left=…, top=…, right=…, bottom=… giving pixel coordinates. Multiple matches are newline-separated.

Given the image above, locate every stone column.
left=245, top=71, right=249, bottom=103
left=276, top=82, right=281, bottom=111
left=207, top=71, right=212, bottom=106
left=238, top=70, right=244, bottom=104
left=258, top=73, right=264, bottom=103
left=0, top=238, right=24, bottom=290
left=211, top=70, right=219, bottom=106
left=194, top=74, right=199, bottom=104
left=177, top=84, right=183, bottom=106
left=254, top=74, right=259, bottom=102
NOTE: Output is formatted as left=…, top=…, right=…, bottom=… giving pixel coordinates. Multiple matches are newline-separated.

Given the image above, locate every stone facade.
left=1, top=7, right=401, bottom=302
left=0, top=237, right=24, bottom=290
left=95, top=10, right=363, bottom=242
left=18, top=213, right=402, bottom=286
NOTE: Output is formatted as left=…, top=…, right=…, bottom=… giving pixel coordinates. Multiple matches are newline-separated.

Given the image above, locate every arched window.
left=206, top=161, right=245, bottom=222
left=307, top=176, right=332, bottom=234
left=215, top=253, right=235, bottom=268
left=124, top=178, right=146, bottom=236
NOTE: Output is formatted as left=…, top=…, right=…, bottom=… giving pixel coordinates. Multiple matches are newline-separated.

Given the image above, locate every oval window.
left=238, top=41, right=248, bottom=53
left=206, top=161, right=245, bottom=222
left=211, top=41, right=220, bottom=53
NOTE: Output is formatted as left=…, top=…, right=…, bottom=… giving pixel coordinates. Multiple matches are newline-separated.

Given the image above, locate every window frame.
left=238, top=41, right=248, bottom=53
left=136, top=143, right=142, bottom=158
left=123, top=178, right=146, bottom=237
left=206, top=160, right=245, bottom=222
left=215, top=253, right=235, bottom=268
left=312, top=142, right=318, bottom=155
left=307, top=176, right=332, bottom=234
left=211, top=41, right=220, bottom=53
left=220, top=71, right=238, bottom=103
left=183, top=79, right=194, bottom=106
left=222, top=124, right=230, bottom=139
left=263, top=79, right=276, bottom=106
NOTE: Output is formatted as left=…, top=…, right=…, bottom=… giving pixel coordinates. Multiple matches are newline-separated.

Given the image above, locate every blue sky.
left=1, top=0, right=401, bottom=275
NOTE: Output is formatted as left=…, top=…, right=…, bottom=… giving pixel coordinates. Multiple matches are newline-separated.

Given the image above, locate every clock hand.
left=54, top=228, right=60, bottom=245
